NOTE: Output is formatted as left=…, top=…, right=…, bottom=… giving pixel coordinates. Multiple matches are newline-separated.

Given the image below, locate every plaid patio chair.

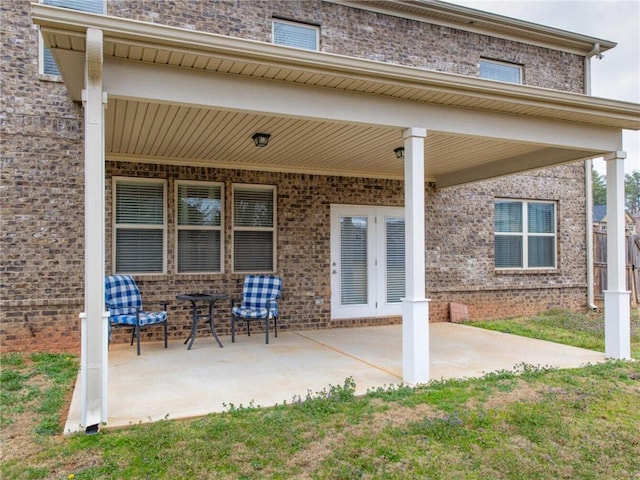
left=105, top=274, right=168, bottom=355
left=231, top=275, right=282, bottom=344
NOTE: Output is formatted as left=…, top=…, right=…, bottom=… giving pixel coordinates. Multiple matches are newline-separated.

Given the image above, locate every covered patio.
left=64, top=323, right=605, bottom=433
left=33, top=4, right=637, bottom=433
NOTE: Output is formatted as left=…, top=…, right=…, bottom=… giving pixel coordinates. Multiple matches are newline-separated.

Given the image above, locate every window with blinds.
left=232, top=184, right=276, bottom=272
left=273, top=20, right=319, bottom=51
left=494, top=200, right=556, bottom=269
left=114, top=178, right=166, bottom=274
left=40, top=0, right=105, bottom=76
left=479, top=59, right=522, bottom=84
left=176, top=181, right=223, bottom=273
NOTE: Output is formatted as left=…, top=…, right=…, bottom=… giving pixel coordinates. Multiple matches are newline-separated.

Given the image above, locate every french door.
left=330, top=205, right=405, bottom=319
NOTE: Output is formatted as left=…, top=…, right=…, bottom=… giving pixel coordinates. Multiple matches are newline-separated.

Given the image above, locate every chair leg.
left=231, top=315, right=236, bottom=343
left=247, top=320, right=250, bottom=337
left=265, top=317, right=269, bottom=344
left=274, top=316, right=278, bottom=338
left=130, top=328, right=135, bottom=346
left=163, top=321, right=168, bottom=349
left=136, top=324, right=141, bottom=356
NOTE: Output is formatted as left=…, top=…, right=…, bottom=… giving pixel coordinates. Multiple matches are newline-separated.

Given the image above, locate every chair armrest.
left=230, top=298, right=242, bottom=308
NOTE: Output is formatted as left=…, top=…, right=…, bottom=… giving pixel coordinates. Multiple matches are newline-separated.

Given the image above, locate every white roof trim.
left=325, top=0, right=616, bottom=55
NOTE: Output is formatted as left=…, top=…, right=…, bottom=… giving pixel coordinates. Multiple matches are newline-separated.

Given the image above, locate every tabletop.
left=176, top=293, right=228, bottom=302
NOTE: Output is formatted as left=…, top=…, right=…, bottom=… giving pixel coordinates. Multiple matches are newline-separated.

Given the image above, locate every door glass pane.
left=340, top=216, right=368, bottom=305
left=386, top=217, right=405, bottom=303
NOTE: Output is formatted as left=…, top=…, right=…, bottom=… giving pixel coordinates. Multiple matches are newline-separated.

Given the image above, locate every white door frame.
left=330, top=204, right=404, bottom=320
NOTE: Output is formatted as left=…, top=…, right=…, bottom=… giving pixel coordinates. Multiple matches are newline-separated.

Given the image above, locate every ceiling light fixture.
left=252, top=132, right=271, bottom=147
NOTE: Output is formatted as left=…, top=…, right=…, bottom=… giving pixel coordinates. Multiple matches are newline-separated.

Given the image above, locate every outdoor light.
left=252, top=132, right=271, bottom=147
left=394, top=147, right=405, bottom=159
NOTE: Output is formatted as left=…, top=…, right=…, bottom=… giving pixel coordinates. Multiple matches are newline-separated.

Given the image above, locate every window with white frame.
left=176, top=181, right=224, bottom=273
left=113, top=177, right=167, bottom=274
left=272, top=19, right=319, bottom=51
left=232, top=184, right=277, bottom=272
left=479, top=59, right=522, bottom=84
left=40, top=0, right=105, bottom=76
left=494, top=200, right=556, bottom=269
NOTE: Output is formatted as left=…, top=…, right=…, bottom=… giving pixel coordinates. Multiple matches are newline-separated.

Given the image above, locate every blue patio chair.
left=231, top=275, right=282, bottom=344
left=105, top=274, right=168, bottom=355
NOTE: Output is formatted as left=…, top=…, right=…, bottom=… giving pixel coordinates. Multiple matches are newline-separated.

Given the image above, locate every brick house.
left=2, top=1, right=638, bottom=429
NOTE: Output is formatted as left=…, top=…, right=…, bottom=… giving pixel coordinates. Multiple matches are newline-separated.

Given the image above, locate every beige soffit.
left=325, top=0, right=617, bottom=55
left=33, top=4, right=639, bottom=132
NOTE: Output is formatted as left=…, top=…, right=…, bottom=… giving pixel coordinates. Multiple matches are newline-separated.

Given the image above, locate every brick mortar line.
left=1, top=298, right=83, bottom=308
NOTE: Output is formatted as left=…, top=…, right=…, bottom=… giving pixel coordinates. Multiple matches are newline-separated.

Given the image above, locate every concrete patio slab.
left=64, top=323, right=605, bottom=434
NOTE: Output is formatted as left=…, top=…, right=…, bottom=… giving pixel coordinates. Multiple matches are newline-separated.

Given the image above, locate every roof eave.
left=32, top=4, right=639, bottom=131
left=325, top=0, right=617, bottom=55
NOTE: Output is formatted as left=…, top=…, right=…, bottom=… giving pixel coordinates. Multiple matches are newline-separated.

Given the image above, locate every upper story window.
left=272, top=19, right=319, bottom=51
left=176, top=181, right=224, bottom=274
left=479, top=59, right=522, bottom=84
left=113, top=177, right=167, bottom=275
left=494, top=199, right=556, bottom=269
left=40, top=0, right=105, bottom=76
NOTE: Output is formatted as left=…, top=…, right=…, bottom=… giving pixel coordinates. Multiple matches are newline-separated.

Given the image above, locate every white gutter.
left=585, top=43, right=602, bottom=310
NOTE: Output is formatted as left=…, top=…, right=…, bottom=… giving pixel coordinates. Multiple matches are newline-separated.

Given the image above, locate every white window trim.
left=232, top=183, right=277, bottom=274
left=479, top=58, right=522, bottom=84
left=113, top=176, right=168, bottom=275
left=495, top=199, right=557, bottom=271
left=175, top=180, right=225, bottom=274
left=272, top=19, right=320, bottom=51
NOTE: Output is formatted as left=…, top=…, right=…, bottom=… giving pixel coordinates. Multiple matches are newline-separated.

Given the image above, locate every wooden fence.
left=593, top=228, right=640, bottom=307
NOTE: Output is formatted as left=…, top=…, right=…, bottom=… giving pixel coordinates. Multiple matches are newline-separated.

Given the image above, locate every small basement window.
left=479, top=59, right=522, bottom=84
left=272, top=19, right=319, bottom=51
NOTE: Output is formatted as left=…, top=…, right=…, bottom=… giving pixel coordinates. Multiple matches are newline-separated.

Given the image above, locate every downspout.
left=584, top=43, right=602, bottom=310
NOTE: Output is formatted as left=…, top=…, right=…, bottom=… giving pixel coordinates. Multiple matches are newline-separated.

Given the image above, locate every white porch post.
left=604, top=151, right=631, bottom=359
left=81, top=28, right=108, bottom=433
left=402, top=127, right=430, bottom=385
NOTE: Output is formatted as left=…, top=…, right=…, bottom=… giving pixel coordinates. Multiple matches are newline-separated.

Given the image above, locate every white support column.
left=81, top=28, right=108, bottom=433
left=604, top=151, right=631, bottom=359
left=402, top=127, right=430, bottom=385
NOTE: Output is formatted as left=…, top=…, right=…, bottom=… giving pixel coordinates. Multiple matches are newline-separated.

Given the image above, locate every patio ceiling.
left=34, top=4, right=640, bottom=186
left=105, top=98, right=549, bottom=180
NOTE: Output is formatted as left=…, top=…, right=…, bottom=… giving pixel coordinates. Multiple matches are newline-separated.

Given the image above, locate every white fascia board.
left=325, top=0, right=616, bottom=55
left=103, top=57, right=623, bottom=153
left=33, top=4, right=639, bottom=130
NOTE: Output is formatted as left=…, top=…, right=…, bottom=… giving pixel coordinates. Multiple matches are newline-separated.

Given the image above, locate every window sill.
left=38, top=73, right=63, bottom=83
left=495, top=268, right=558, bottom=275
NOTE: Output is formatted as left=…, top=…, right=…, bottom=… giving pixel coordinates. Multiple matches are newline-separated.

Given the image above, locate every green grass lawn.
left=2, top=309, right=639, bottom=479
left=464, top=308, right=640, bottom=360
